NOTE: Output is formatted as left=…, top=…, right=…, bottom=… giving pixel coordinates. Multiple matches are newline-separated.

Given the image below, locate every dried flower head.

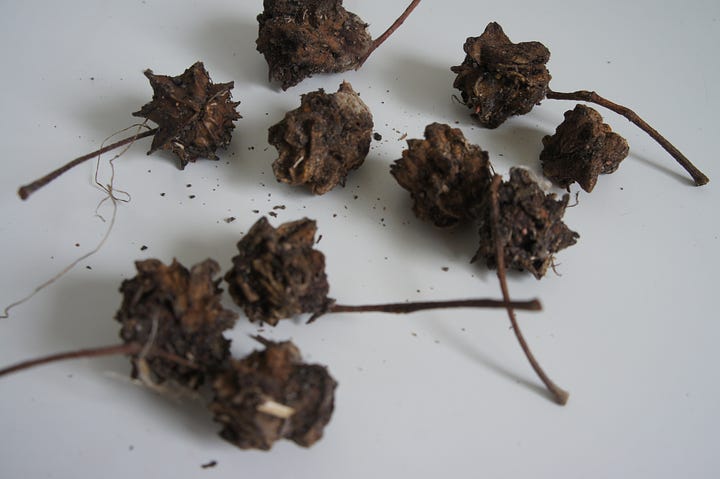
left=210, top=337, right=337, bottom=450
left=451, top=22, right=551, bottom=129
left=225, top=217, right=332, bottom=325
left=269, top=82, right=373, bottom=195
left=132, top=61, right=241, bottom=169
left=256, top=0, right=373, bottom=90
left=391, top=123, right=492, bottom=228
left=540, top=104, right=630, bottom=192
left=474, top=168, right=579, bottom=279
left=115, top=258, right=238, bottom=388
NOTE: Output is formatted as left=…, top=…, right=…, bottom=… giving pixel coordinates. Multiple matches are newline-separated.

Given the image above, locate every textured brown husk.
left=540, top=104, right=630, bottom=192
left=210, top=338, right=337, bottom=450
left=474, top=168, right=578, bottom=279
left=115, top=258, right=238, bottom=388
left=391, top=123, right=492, bottom=228
left=269, top=82, right=373, bottom=195
left=451, top=22, right=551, bottom=129
left=133, top=62, right=241, bottom=169
left=256, top=0, right=373, bottom=90
left=224, top=217, right=332, bottom=325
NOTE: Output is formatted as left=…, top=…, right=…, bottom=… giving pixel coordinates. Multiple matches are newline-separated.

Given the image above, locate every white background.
left=1, top=1, right=718, bottom=477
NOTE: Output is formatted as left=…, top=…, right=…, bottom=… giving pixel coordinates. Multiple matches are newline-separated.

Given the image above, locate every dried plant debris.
left=256, top=0, right=372, bottom=90
left=269, top=82, right=373, bottom=195
left=210, top=337, right=337, bottom=450
left=225, top=217, right=332, bottom=325
left=391, top=123, right=492, bottom=228
left=474, top=168, right=578, bottom=279
left=452, top=22, right=551, bottom=129
left=133, top=61, right=241, bottom=169
left=116, top=258, right=238, bottom=388
left=540, top=104, right=629, bottom=192
left=450, top=22, right=707, bottom=186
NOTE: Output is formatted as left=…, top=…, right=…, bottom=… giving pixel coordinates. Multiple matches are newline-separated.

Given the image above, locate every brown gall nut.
left=474, top=168, right=579, bottom=279
left=451, top=22, right=551, bottom=129
left=391, top=123, right=492, bottom=228
left=256, top=0, right=373, bottom=90
left=115, top=258, right=238, bottom=389
left=210, top=337, right=337, bottom=450
left=540, top=104, right=630, bottom=192
left=269, top=82, right=373, bottom=195
left=224, top=217, right=332, bottom=325
left=133, top=61, right=241, bottom=169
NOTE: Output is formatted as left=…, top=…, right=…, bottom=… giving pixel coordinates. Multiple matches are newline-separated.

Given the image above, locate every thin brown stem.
left=18, top=127, right=158, bottom=200
left=332, top=298, right=541, bottom=314
left=0, top=342, right=197, bottom=378
left=546, top=89, right=709, bottom=186
left=356, top=0, right=421, bottom=69
left=489, top=174, right=569, bottom=406
left=308, top=297, right=542, bottom=323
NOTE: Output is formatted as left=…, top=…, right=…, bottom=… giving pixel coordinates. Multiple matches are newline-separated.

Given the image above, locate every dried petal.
left=256, top=0, right=373, bottom=90
left=540, top=104, right=630, bottom=192
left=451, top=22, right=551, bottom=128
left=474, top=168, right=579, bottom=279
left=269, top=82, right=373, bottom=195
left=210, top=338, right=337, bottom=450
left=133, top=62, right=241, bottom=169
left=115, top=258, right=238, bottom=388
left=224, top=217, right=332, bottom=325
left=391, top=123, right=492, bottom=228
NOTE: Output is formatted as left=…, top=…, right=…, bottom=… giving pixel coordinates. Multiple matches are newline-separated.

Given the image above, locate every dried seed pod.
left=391, top=123, right=492, bottom=228
left=256, top=0, right=373, bottom=90
left=269, top=82, right=373, bottom=195
left=474, top=168, right=579, bottom=279
left=116, top=258, right=238, bottom=388
left=132, top=61, right=241, bottom=169
left=451, top=22, right=551, bottom=129
left=225, top=217, right=332, bottom=325
left=210, top=337, right=337, bottom=450
left=540, top=104, right=630, bottom=192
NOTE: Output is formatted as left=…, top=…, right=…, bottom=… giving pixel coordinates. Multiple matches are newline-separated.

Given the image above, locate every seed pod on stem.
left=452, top=22, right=708, bottom=186
left=256, top=0, right=422, bottom=89
left=224, top=216, right=543, bottom=326
left=18, top=62, right=241, bottom=200
left=474, top=168, right=579, bottom=280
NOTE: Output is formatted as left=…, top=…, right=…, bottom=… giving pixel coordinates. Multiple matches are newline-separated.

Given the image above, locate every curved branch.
left=489, top=174, right=569, bottom=405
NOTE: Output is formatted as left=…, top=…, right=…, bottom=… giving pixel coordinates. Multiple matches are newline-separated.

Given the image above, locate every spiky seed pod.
left=540, top=104, right=630, bottom=192
left=115, top=258, right=238, bottom=389
left=133, top=61, right=241, bottom=169
left=256, top=0, right=373, bottom=90
left=210, top=338, right=337, bottom=450
left=391, top=122, right=492, bottom=228
left=474, top=168, right=579, bottom=279
left=224, top=217, right=332, bottom=325
left=269, top=82, right=373, bottom=195
left=451, top=22, right=551, bottom=129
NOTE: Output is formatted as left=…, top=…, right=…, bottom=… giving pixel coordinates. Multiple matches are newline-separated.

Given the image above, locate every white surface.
left=1, top=1, right=719, bottom=477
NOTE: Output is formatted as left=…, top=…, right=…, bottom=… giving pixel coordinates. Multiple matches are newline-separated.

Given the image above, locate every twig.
left=308, top=297, right=542, bottom=323
left=489, top=174, right=569, bottom=405
left=18, top=127, right=157, bottom=200
left=356, top=0, right=422, bottom=69
left=0, top=343, right=197, bottom=379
